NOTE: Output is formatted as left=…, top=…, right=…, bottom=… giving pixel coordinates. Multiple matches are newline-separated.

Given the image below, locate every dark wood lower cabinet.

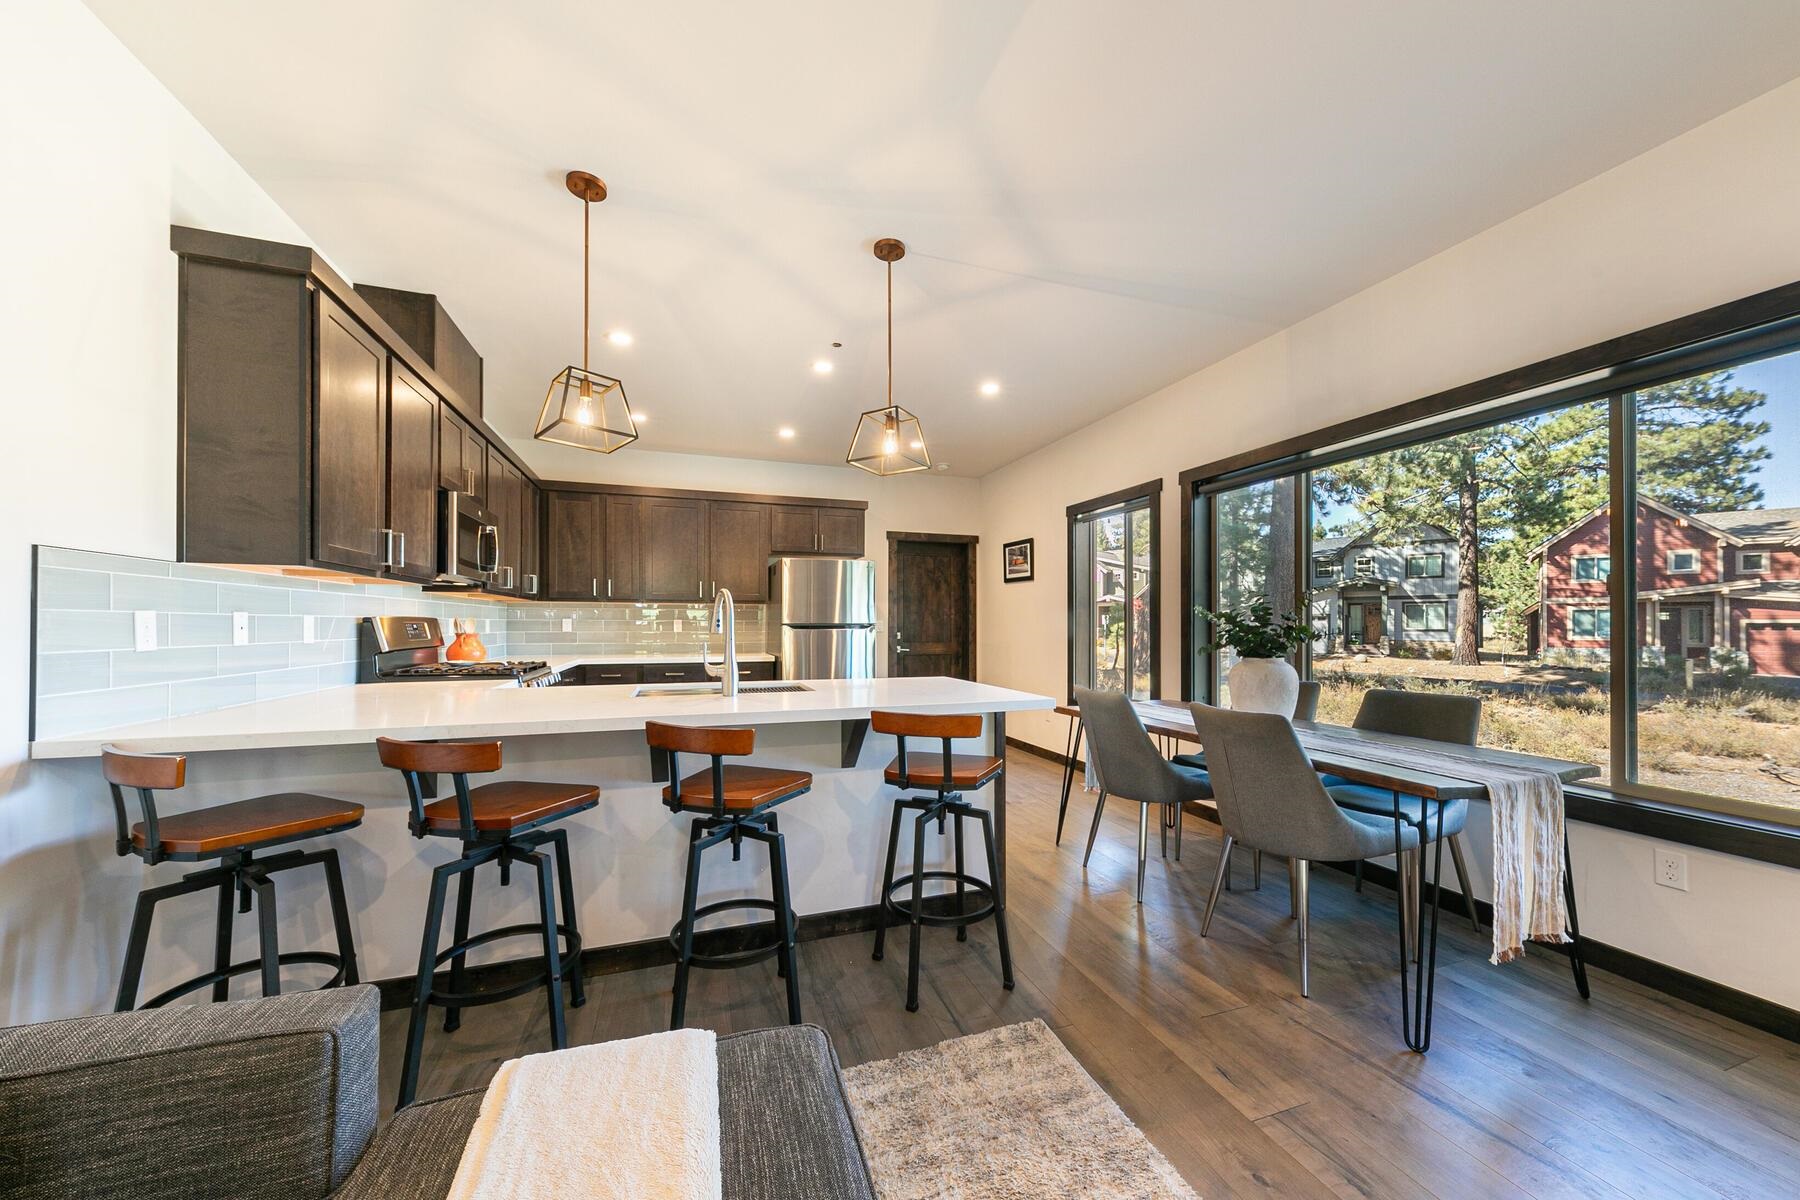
left=552, top=659, right=778, bottom=686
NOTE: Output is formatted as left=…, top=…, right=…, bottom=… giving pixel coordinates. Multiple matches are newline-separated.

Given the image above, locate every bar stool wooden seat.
left=649, top=721, right=811, bottom=1030
left=102, top=745, right=363, bottom=1013
left=376, top=737, right=598, bottom=1109
left=870, top=712, right=1014, bottom=1012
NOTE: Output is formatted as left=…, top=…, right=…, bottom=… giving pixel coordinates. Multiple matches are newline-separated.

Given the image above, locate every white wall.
left=976, top=76, right=1800, bottom=1008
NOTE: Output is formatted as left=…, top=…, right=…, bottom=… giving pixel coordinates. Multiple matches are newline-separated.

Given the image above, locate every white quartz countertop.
left=30, top=676, right=1053, bottom=759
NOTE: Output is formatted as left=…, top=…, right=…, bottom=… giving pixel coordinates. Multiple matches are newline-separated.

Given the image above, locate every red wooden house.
left=1526, top=498, right=1800, bottom=676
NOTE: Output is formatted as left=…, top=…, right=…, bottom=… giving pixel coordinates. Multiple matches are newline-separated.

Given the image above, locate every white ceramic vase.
left=1228, top=656, right=1299, bottom=716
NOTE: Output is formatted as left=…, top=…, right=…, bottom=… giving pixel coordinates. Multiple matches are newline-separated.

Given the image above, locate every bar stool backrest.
left=871, top=710, right=980, bottom=790
left=101, top=745, right=187, bottom=864
left=376, top=737, right=503, bottom=840
left=646, top=721, right=754, bottom=815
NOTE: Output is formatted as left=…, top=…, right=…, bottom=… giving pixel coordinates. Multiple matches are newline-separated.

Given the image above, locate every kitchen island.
left=31, top=675, right=1052, bottom=995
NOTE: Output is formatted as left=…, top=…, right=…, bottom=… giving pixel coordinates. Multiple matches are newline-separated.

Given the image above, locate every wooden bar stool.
left=102, top=745, right=363, bottom=1012
left=870, top=712, right=1014, bottom=1012
left=649, top=721, right=812, bottom=1030
left=377, top=737, right=598, bottom=1109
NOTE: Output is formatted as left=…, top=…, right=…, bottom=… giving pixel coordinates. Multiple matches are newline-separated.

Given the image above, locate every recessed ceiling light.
left=607, top=330, right=633, bottom=347
left=778, top=426, right=796, bottom=439
left=979, top=380, right=1001, bottom=397
left=812, top=359, right=834, bottom=375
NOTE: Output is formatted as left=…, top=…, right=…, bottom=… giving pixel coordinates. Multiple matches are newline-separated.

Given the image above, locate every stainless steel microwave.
left=437, top=490, right=499, bottom=587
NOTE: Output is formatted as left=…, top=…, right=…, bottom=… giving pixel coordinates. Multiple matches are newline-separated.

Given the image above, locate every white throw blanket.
left=447, top=1028, right=721, bottom=1200
left=1298, top=726, right=1569, bottom=964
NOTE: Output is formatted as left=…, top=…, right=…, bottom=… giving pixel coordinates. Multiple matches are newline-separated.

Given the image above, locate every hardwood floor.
left=380, top=753, right=1800, bottom=1198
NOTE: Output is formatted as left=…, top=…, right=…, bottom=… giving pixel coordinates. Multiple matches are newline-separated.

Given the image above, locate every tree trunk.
left=1455, top=466, right=1481, bottom=665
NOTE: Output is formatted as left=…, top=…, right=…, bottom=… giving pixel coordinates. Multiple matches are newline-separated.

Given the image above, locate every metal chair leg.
left=767, top=824, right=803, bottom=1024
left=976, top=806, right=1014, bottom=991
left=1252, top=849, right=1262, bottom=890
left=1081, top=791, right=1109, bottom=867
left=954, top=811, right=968, bottom=942
left=252, top=875, right=281, bottom=998
left=1136, top=804, right=1151, bottom=904
left=398, top=860, right=453, bottom=1110
left=114, top=889, right=158, bottom=1013
left=1201, top=835, right=1233, bottom=936
left=525, top=848, right=567, bottom=1052
left=670, top=822, right=705, bottom=1030
left=872, top=801, right=905, bottom=962
left=1159, top=799, right=1169, bottom=860
left=211, top=878, right=235, bottom=1002
left=444, top=865, right=474, bottom=1033
left=1290, top=858, right=1300, bottom=918
left=1295, top=859, right=1311, bottom=998
left=1174, top=803, right=1184, bottom=861
left=1447, top=834, right=1482, bottom=933
left=319, top=848, right=360, bottom=986
left=549, top=828, right=585, bottom=1008
left=906, top=808, right=930, bottom=1013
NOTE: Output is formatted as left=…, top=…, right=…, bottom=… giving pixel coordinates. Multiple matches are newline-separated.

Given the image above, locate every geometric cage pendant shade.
left=846, top=403, right=930, bottom=475
left=536, top=365, right=638, bottom=453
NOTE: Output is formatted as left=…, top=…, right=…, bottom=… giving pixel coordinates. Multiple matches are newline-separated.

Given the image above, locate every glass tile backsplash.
left=31, top=547, right=769, bottom=739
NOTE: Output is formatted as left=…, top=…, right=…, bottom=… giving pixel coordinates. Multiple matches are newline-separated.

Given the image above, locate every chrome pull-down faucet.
left=702, top=587, right=739, bottom=697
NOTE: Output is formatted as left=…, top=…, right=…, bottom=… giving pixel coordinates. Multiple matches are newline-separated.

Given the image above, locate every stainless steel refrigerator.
left=770, top=557, right=877, bottom=679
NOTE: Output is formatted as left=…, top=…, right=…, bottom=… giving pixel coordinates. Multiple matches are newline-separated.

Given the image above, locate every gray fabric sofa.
left=0, top=985, right=876, bottom=1200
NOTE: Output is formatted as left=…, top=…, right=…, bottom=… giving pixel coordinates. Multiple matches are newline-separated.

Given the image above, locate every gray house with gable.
left=1309, top=524, right=1461, bottom=654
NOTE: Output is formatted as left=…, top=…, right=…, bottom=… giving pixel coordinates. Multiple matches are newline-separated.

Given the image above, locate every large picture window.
left=1070, top=481, right=1159, bottom=701
left=1184, top=307, right=1800, bottom=825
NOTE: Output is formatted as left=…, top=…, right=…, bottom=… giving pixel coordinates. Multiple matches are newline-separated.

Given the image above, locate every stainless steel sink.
left=630, top=682, right=813, bottom=698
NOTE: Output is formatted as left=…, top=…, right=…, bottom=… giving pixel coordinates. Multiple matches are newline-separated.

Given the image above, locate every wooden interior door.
left=889, top=537, right=974, bottom=678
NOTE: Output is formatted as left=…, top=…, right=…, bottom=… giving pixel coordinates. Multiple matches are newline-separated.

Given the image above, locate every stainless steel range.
left=358, top=616, right=560, bottom=687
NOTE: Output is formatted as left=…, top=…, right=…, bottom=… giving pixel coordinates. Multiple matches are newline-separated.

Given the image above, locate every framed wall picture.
left=1002, top=538, right=1035, bottom=583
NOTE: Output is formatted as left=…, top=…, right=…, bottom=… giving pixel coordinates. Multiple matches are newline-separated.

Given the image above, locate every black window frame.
left=1067, top=479, right=1162, bottom=705
left=1176, top=276, right=1800, bottom=868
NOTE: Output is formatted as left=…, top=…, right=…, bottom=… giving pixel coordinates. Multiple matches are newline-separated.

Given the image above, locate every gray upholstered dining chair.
left=1168, top=679, right=1319, bottom=889
left=1191, top=702, right=1421, bottom=996
left=1072, top=687, right=1215, bottom=903
left=1323, top=688, right=1483, bottom=939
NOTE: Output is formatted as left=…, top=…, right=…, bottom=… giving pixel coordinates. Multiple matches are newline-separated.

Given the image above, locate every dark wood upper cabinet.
left=643, top=497, right=707, bottom=601
left=438, top=405, right=486, bottom=501
left=353, top=284, right=482, bottom=416
left=488, top=459, right=519, bottom=594
left=818, top=506, right=865, bottom=555
left=604, top=495, right=646, bottom=601
left=312, top=294, right=389, bottom=573
left=707, top=502, right=771, bottom=601
left=520, top=482, right=542, bottom=598
left=385, top=361, right=438, bottom=582
left=545, top=491, right=602, bottom=600
left=769, top=505, right=818, bottom=554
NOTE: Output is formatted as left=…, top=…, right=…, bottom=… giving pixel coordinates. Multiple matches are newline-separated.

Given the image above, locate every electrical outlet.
left=231, top=611, right=251, bottom=646
left=133, top=610, right=157, bottom=652
left=562, top=618, right=574, bottom=632
left=1655, top=848, right=1689, bottom=891
left=302, top=615, right=317, bottom=644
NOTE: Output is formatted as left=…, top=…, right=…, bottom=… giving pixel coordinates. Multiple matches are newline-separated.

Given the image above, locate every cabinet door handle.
left=395, top=531, right=406, bottom=570
left=380, top=528, right=396, bottom=568
left=525, top=573, right=538, bottom=595
left=592, top=578, right=599, bottom=598
left=607, top=578, right=613, bottom=598
left=502, top=566, right=515, bottom=589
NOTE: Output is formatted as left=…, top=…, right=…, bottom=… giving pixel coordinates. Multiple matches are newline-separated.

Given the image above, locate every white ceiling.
left=89, top=1, right=1800, bottom=476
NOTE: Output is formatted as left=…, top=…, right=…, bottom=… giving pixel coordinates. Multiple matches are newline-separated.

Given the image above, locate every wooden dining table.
left=1052, top=699, right=1600, bottom=1052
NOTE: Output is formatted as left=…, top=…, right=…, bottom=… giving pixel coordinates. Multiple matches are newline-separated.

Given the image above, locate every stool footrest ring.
left=884, top=871, right=999, bottom=928
left=668, top=897, right=799, bottom=970
left=421, top=922, right=583, bottom=1011
left=139, top=951, right=350, bottom=1009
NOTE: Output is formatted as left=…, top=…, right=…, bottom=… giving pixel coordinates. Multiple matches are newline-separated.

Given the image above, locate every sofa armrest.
left=0, top=985, right=379, bottom=1200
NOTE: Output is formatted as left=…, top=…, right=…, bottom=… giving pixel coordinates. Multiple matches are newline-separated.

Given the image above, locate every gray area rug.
left=842, top=1020, right=1200, bottom=1199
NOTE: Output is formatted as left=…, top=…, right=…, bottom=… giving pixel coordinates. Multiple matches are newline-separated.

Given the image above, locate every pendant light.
left=846, top=238, right=930, bottom=475
left=535, top=170, right=638, bottom=453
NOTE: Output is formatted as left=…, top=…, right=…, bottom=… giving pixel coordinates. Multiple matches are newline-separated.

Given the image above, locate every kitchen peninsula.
left=31, top=674, right=1051, bottom=987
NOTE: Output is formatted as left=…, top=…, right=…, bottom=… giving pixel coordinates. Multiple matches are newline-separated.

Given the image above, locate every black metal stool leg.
left=444, top=863, right=474, bottom=1033
left=319, top=848, right=360, bottom=986
left=549, top=828, right=586, bottom=1008
left=114, top=889, right=158, bottom=1013
left=766, top=824, right=803, bottom=1024
left=953, top=805, right=968, bottom=943
left=1564, top=832, right=1591, bottom=1000
left=211, top=877, right=235, bottom=1002
left=398, top=859, right=454, bottom=1110
left=872, top=800, right=905, bottom=962
left=906, top=807, right=930, bottom=1013
left=1055, top=719, right=1079, bottom=845
left=765, top=814, right=788, bottom=980
left=524, top=847, right=567, bottom=1051
left=977, top=806, right=1015, bottom=991
left=252, top=874, right=281, bottom=997
left=670, top=821, right=706, bottom=1030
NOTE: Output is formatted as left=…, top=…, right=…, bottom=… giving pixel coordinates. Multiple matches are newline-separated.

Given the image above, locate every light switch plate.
left=133, top=610, right=157, bottom=652
left=231, top=612, right=251, bottom=646
left=302, top=615, right=317, bottom=644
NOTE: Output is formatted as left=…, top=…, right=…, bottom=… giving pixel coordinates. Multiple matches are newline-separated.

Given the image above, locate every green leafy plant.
left=1197, top=599, right=1315, bottom=660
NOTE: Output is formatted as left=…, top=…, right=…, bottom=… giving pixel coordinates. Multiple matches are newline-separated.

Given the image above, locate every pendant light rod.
left=873, top=237, right=905, bottom=409
left=565, top=170, right=606, bottom=374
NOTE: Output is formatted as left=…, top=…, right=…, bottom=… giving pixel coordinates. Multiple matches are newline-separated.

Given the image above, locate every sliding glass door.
left=1071, top=491, right=1157, bottom=700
